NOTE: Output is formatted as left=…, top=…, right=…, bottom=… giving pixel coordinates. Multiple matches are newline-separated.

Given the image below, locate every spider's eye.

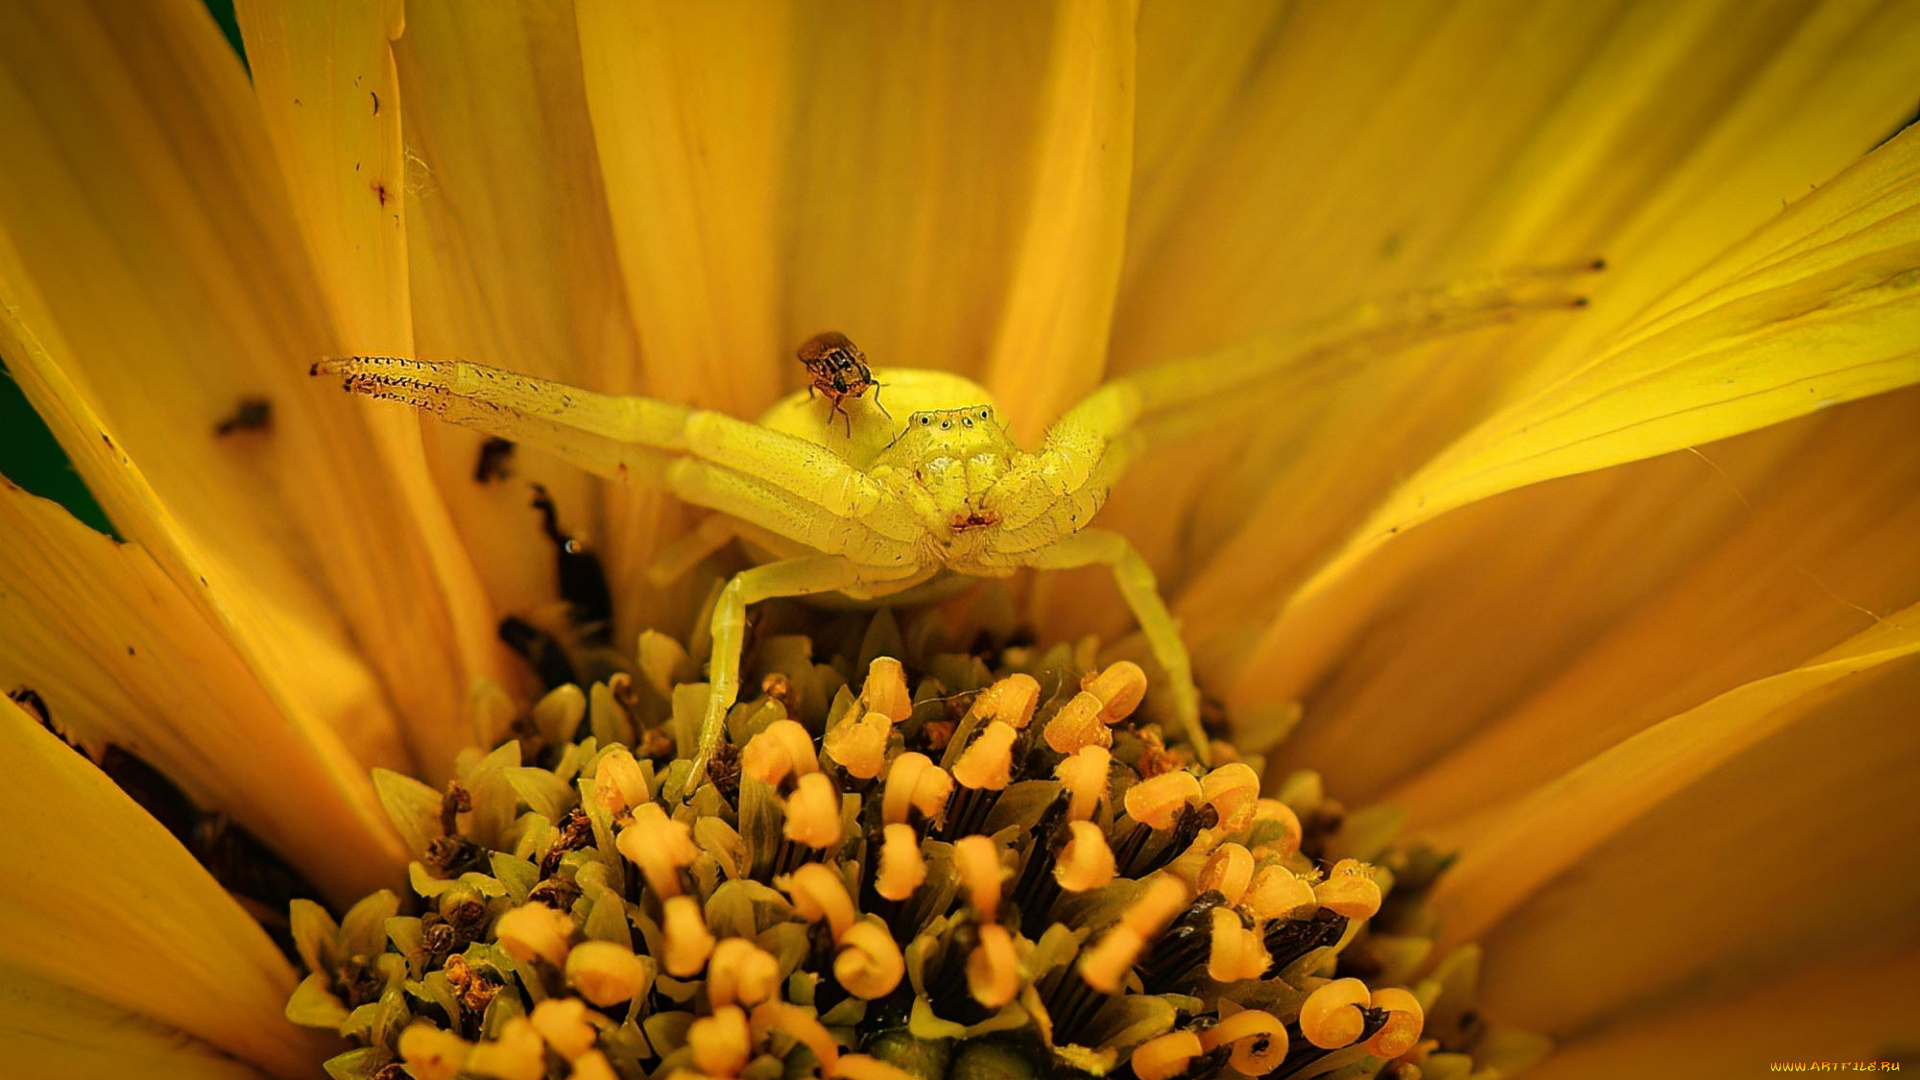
left=940, top=420, right=951, bottom=430
left=978, top=409, right=990, bottom=421
left=919, top=416, right=931, bottom=426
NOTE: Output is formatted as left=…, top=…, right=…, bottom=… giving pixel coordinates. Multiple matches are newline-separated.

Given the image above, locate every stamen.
left=529, top=998, right=597, bottom=1061
left=565, top=941, right=649, bottom=1006
left=748, top=1001, right=839, bottom=1071
left=708, top=938, right=782, bottom=1008
left=951, top=721, right=1017, bottom=790
left=1131, top=1031, right=1203, bottom=1080
left=1054, top=745, right=1111, bottom=821
left=953, top=835, right=1005, bottom=920
left=1124, top=770, right=1202, bottom=830
left=1081, top=661, right=1148, bottom=722
left=823, top=710, right=892, bottom=779
left=464, top=1016, right=546, bottom=1080
left=741, top=719, right=818, bottom=785
left=1078, top=874, right=1191, bottom=993
left=1313, top=858, right=1382, bottom=920
left=781, top=862, right=857, bottom=940
left=618, top=802, right=697, bottom=898
left=1252, top=798, right=1304, bottom=856
left=1199, top=1008, right=1288, bottom=1075
left=688, top=1004, right=751, bottom=1076
left=1363, top=987, right=1426, bottom=1059
left=1242, top=865, right=1318, bottom=921
left=1054, top=821, right=1116, bottom=893
left=1042, top=691, right=1111, bottom=753
left=569, top=1052, right=621, bottom=1080
left=784, top=772, right=844, bottom=849
left=860, top=658, right=914, bottom=722
left=592, top=746, right=651, bottom=819
left=1201, top=762, right=1261, bottom=833
left=1300, top=978, right=1371, bottom=1049
left=569, top=1052, right=620, bottom=1080
left=1198, top=843, right=1255, bottom=906
left=399, top=1024, right=472, bottom=1080
left=835, top=918, right=906, bottom=999
left=493, top=903, right=575, bottom=968
left=966, top=924, right=1019, bottom=1008
left=662, top=895, right=715, bottom=977
left=967, top=673, right=1041, bottom=728
left=875, top=823, right=927, bottom=901
left=1206, top=907, right=1271, bottom=982
left=881, top=752, right=952, bottom=826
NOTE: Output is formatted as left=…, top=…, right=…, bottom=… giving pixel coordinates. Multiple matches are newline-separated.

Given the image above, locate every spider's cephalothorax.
left=797, top=330, right=887, bottom=435
left=315, top=264, right=1595, bottom=781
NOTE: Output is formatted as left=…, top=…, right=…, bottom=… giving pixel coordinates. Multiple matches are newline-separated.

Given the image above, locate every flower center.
left=261, top=603, right=1539, bottom=1080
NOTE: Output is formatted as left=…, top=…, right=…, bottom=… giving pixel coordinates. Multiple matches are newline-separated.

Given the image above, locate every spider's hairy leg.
left=312, top=355, right=690, bottom=482
left=692, top=556, right=930, bottom=786
left=315, top=355, right=922, bottom=557
left=1027, top=528, right=1206, bottom=762
left=1056, top=259, right=1604, bottom=448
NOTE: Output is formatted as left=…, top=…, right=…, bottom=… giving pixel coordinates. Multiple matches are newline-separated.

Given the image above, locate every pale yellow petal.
left=981, top=0, right=1136, bottom=444
left=574, top=0, right=790, bottom=416
left=1251, top=385, right=1920, bottom=805
left=1526, top=941, right=1920, bottom=1080
left=1384, top=393, right=1920, bottom=826
left=235, top=0, right=512, bottom=769
left=0, top=0, right=494, bottom=779
left=0, top=477, right=405, bottom=903
left=1102, top=1, right=1920, bottom=644
left=0, top=697, right=331, bottom=1077
left=0, top=0, right=408, bottom=771
left=1434, top=597, right=1920, bottom=944
left=0, top=968, right=275, bottom=1080
left=778, top=1, right=1078, bottom=391
left=1228, top=123, right=1920, bottom=711
left=1457, top=648, right=1920, bottom=1034
left=393, top=0, right=658, bottom=625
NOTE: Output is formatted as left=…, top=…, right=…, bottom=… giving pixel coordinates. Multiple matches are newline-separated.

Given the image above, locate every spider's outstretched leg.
left=312, top=355, right=922, bottom=555
left=1027, top=528, right=1206, bottom=762
left=1057, top=259, right=1603, bottom=449
left=694, top=556, right=930, bottom=786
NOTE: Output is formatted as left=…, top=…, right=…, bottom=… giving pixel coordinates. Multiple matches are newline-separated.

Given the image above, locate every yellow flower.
left=2, top=1, right=1919, bottom=1078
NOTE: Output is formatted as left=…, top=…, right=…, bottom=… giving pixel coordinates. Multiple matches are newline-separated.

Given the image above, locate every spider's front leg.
left=1026, top=529, right=1207, bottom=762
left=693, top=556, right=932, bottom=786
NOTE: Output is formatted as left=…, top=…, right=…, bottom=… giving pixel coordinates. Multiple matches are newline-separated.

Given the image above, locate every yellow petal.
left=392, top=0, right=655, bottom=624
left=981, top=0, right=1136, bottom=444
left=235, top=0, right=512, bottom=769
left=0, top=477, right=406, bottom=902
left=574, top=0, right=790, bottom=416
left=1253, top=384, right=1920, bottom=804
left=1385, top=388, right=1920, bottom=826
left=1102, top=2, right=1920, bottom=646
left=1447, top=638, right=1920, bottom=1034
left=0, top=0, right=490, bottom=778
left=1524, top=941, right=1920, bottom=1080
left=1229, top=123, right=1920, bottom=711
left=0, top=967, right=276, bottom=1080
left=0, top=696, right=331, bottom=1077
left=776, top=1, right=1081, bottom=390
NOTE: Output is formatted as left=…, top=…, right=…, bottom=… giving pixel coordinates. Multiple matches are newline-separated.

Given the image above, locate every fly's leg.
left=1027, top=528, right=1207, bottom=763
left=694, top=556, right=923, bottom=786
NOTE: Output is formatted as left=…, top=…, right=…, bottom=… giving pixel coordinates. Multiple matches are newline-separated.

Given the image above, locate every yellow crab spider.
left=314, top=262, right=1595, bottom=781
